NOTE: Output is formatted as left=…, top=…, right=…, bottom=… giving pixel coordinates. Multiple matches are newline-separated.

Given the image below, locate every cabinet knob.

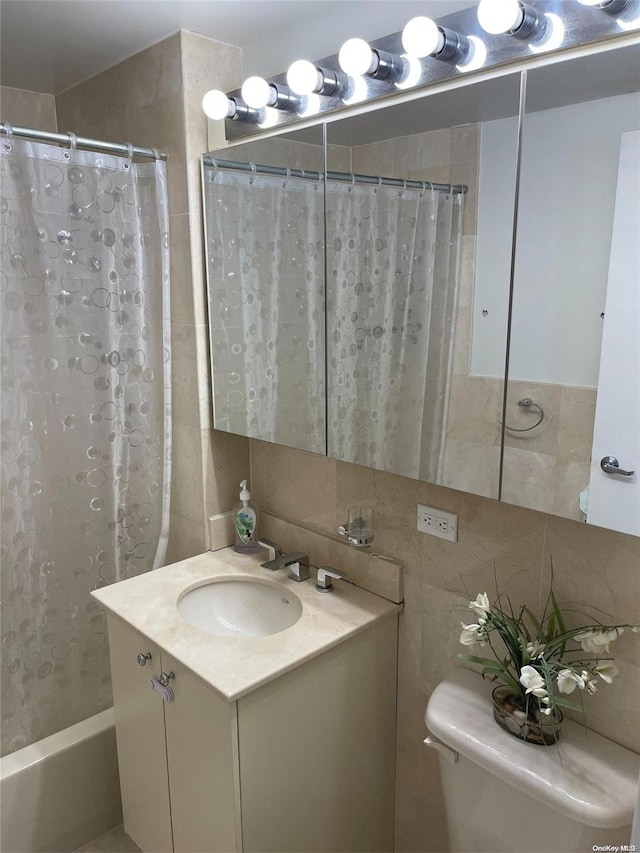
left=159, top=671, right=175, bottom=687
left=137, top=652, right=152, bottom=666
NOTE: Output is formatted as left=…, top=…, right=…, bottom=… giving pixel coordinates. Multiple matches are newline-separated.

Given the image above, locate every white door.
left=587, top=129, right=640, bottom=536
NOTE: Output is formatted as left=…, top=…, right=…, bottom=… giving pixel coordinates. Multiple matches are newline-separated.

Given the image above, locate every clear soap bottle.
left=232, top=480, right=260, bottom=554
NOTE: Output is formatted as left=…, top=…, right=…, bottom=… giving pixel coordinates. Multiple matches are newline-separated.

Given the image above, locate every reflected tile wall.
left=249, top=438, right=640, bottom=853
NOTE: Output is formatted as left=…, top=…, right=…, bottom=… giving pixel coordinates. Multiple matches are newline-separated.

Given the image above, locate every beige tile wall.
left=55, top=32, right=249, bottom=564
left=1, top=86, right=57, bottom=131
left=249, top=438, right=640, bottom=852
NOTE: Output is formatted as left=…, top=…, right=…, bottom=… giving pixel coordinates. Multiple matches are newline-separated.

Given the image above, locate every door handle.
left=600, top=456, right=635, bottom=477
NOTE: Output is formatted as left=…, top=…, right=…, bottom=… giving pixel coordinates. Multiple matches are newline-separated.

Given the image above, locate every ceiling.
left=0, top=0, right=475, bottom=96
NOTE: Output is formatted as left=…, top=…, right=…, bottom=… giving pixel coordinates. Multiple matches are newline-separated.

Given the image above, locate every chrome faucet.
left=316, top=566, right=352, bottom=593
left=261, top=550, right=311, bottom=582
left=258, top=538, right=284, bottom=562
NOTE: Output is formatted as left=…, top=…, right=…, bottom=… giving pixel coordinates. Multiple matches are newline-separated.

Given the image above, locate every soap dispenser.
left=232, top=480, right=259, bottom=554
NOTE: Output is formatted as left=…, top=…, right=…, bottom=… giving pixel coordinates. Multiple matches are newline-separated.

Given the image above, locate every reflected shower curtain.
left=326, top=181, right=463, bottom=481
left=205, top=168, right=325, bottom=452
left=0, top=139, right=171, bottom=754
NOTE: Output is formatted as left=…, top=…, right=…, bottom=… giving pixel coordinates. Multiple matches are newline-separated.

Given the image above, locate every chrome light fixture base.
left=215, top=0, right=638, bottom=141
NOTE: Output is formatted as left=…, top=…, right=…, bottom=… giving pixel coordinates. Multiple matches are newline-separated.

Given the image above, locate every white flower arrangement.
left=457, top=588, right=637, bottom=718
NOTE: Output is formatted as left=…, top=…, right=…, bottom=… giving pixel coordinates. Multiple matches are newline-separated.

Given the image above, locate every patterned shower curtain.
left=326, top=180, right=463, bottom=481
left=204, top=167, right=325, bottom=454
left=0, top=138, right=171, bottom=754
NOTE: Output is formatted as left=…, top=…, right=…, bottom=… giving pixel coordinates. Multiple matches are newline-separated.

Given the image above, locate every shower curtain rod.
left=0, top=122, right=167, bottom=161
left=204, top=156, right=467, bottom=195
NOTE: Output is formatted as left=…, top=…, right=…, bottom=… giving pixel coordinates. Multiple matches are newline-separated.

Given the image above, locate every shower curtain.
left=326, top=180, right=463, bottom=481
left=204, top=167, right=325, bottom=453
left=0, top=138, right=171, bottom=755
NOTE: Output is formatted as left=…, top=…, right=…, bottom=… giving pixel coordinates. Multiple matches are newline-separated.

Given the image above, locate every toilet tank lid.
left=425, top=668, right=640, bottom=830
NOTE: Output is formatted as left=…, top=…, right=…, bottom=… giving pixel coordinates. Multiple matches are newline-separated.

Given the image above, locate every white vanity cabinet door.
left=162, top=652, right=241, bottom=853
left=107, top=615, right=173, bottom=853
left=237, top=617, right=398, bottom=853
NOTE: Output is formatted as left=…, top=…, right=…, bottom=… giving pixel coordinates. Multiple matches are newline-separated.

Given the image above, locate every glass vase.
left=492, top=685, right=563, bottom=745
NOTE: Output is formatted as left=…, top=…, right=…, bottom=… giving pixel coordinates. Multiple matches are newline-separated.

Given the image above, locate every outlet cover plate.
left=417, top=504, right=458, bottom=543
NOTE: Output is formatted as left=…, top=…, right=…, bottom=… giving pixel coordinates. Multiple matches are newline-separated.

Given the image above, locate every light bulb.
left=395, top=55, right=422, bottom=90
left=338, top=38, right=376, bottom=77
left=529, top=13, right=565, bottom=52
left=477, top=0, right=524, bottom=34
left=402, top=17, right=445, bottom=58
left=458, top=36, right=487, bottom=72
left=258, top=107, right=279, bottom=129
left=287, top=60, right=322, bottom=95
left=576, top=0, right=604, bottom=5
left=241, top=76, right=272, bottom=109
left=202, top=90, right=233, bottom=120
left=341, top=76, right=368, bottom=106
left=298, top=94, right=321, bottom=118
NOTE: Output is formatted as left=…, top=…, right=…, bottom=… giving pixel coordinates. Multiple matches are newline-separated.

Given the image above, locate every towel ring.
left=500, top=398, right=545, bottom=433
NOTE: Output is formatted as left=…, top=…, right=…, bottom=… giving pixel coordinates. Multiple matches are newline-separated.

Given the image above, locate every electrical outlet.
left=417, top=503, right=458, bottom=543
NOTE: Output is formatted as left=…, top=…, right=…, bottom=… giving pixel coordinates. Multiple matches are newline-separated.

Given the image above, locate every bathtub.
left=0, top=708, right=122, bottom=853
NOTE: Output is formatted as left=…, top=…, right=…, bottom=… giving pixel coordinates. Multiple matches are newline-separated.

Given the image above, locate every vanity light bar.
left=203, top=1, right=637, bottom=138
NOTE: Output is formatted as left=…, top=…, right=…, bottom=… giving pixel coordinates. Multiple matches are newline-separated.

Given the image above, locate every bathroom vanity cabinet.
left=104, top=586, right=398, bottom=853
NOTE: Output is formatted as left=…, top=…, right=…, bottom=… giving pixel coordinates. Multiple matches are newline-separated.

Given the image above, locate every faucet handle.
left=316, top=565, right=352, bottom=593
left=285, top=552, right=310, bottom=582
left=258, top=538, right=283, bottom=562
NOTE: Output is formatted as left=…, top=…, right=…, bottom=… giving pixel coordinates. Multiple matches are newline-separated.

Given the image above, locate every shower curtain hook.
left=401, top=178, right=407, bottom=196
left=63, top=132, right=77, bottom=160
left=124, top=143, right=134, bottom=169
left=283, top=167, right=291, bottom=188
left=248, top=161, right=257, bottom=184
left=376, top=176, right=383, bottom=192
left=349, top=173, right=356, bottom=191
left=151, top=147, right=161, bottom=161
left=1, top=121, right=13, bottom=151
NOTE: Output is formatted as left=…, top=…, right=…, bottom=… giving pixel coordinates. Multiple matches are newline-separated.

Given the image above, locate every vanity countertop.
left=92, top=547, right=401, bottom=702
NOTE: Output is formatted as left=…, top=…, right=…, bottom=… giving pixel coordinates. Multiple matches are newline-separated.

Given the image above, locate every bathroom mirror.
left=202, top=125, right=326, bottom=455
left=503, top=43, right=640, bottom=532
left=324, top=74, right=521, bottom=496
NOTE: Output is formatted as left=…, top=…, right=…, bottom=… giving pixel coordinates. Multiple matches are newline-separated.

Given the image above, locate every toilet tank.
left=425, top=668, right=640, bottom=853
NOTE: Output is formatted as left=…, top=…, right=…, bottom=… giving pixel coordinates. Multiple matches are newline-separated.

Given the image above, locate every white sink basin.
left=177, top=579, right=303, bottom=637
